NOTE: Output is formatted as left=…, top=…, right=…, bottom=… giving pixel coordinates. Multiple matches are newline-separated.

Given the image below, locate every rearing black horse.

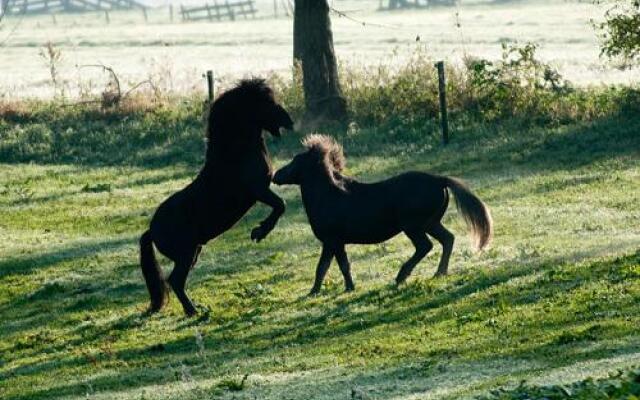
left=140, top=79, right=293, bottom=316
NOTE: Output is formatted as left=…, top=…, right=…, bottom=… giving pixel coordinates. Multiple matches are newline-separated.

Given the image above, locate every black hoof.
left=147, top=298, right=166, bottom=314
left=183, top=305, right=198, bottom=317
left=197, top=303, right=211, bottom=314
left=250, top=226, right=268, bottom=242
left=395, top=277, right=406, bottom=286
left=146, top=306, right=161, bottom=316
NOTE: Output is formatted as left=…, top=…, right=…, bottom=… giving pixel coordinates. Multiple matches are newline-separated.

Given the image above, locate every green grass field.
left=0, top=99, right=639, bottom=399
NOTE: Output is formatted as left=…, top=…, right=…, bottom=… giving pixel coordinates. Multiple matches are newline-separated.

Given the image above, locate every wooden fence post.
left=206, top=70, right=214, bottom=103
left=435, top=61, right=449, bottom=145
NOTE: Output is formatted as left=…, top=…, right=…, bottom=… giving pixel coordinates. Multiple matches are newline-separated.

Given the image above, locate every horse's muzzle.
left=272, top=168, right=285, bottom=185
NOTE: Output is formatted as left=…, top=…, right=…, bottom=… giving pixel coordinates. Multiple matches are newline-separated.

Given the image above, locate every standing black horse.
left=140, top=79, right=293, bottom=316
left=273, top=134, right=493, bottom=294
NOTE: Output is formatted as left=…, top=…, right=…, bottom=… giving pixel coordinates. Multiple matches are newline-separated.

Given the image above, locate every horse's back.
left=346, top=171, right=446, bottom=209
left=388, top=171, right=449, bottom=230
left=319, top=171, right=448, bottom=244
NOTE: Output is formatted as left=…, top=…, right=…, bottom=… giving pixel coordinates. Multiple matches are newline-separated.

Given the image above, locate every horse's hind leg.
left=335, top=245, right=355, bottom=292
left=427, top=223, right=454, bottom=277
left=395, top=230, right=433, bottom=285
left=167, top=248, right=200, bottom=316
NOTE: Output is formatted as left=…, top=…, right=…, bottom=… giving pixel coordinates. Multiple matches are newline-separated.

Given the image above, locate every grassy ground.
left=0, top=101, right=639, bottom=399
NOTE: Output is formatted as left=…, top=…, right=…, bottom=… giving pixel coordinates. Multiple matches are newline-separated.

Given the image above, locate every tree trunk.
left=293, top=0, right=347, bottom=124
left=1, top=0, right=8, bottom=19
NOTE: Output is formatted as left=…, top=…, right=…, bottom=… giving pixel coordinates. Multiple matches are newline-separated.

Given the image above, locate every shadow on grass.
left=1, top=105, right=638, bottom=180
left=3, top=249, right=638, bottom=399
left=0, top=236, right=135, bottom=280
left=0, top=103, right=206, bottom=168
left=327, top=114, right=640, bottom=186
left=0, top=237, right=141, bottom=345
left=8, top=325, right=640, bottom=400
left=3, top=165, right=196, bottom=208
left=2, top=110, right=639, bottom=399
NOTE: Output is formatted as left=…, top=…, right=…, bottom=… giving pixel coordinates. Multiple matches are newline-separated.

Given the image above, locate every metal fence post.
left=206, top=70, right=214, bottom=103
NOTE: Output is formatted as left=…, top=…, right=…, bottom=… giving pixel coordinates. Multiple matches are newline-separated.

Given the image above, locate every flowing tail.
left=139, top=230, right=167, bottom=312
left=443, top=177, right=493, bottom=250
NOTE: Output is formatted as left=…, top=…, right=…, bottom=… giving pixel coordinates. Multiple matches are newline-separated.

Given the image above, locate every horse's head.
left=256, top=93, right=293, bottom=138
left=273, top=134, right=345, bottom=187
left=207, top=79, right=293, bottom=149
left=240, top=78, right=293, bottom=137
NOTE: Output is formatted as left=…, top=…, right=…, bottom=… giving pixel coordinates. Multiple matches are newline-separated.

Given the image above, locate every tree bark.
left=293, top=0, right=348, bottom=124
left=1, top=0, right=8, bottom=20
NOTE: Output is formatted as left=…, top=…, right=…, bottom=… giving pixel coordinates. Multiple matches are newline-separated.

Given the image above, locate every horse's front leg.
left=251, top=188, right=285, bottom=242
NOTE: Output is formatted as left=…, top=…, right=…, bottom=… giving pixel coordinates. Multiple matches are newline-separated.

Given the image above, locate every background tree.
left=0, top=0, right=7, bottom=22
left=597, top=0, right=640, bottom=63
left=293, top=0, right=348, bottom=125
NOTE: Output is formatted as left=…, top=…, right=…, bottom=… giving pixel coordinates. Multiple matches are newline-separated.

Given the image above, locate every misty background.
left=1, top=0, right=637, bottom=98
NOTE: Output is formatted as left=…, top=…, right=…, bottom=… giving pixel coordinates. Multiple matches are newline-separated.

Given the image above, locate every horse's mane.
left=302, top=134, right=347, bottom=189
left=205, top=78, right=274, bottom=156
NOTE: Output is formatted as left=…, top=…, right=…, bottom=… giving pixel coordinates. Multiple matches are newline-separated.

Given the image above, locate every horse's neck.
left=199, top=139, right=269, bottom=183
left=300, top=172, right=342, bottom=217
left=207, top=126, right=266, bottom=158
left=206, top=137, right=267, bottom=162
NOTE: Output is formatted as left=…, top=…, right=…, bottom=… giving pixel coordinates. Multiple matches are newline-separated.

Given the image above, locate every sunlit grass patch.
left=1, top=83, right=639, bottom=399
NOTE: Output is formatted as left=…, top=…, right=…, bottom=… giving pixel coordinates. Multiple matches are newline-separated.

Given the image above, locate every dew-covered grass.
left=0, top=93, right=639, bottom=398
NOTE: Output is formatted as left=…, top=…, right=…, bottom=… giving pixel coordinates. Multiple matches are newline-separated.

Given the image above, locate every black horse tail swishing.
left=139, top=230, right=167, bottom=312
left=443, top=177, right=493, bottom=251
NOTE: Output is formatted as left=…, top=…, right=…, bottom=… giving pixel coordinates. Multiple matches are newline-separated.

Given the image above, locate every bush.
left=267, top=43, right=639, bottom=131
left=0, top=123, right=53, bottom=160
left=0, top=96, right=205, bottom=165
left=1, top=43, right=639, bottom=166
left=463, top=42, right=571, bottom=122
left=597, top=0, right=640, bottom=64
